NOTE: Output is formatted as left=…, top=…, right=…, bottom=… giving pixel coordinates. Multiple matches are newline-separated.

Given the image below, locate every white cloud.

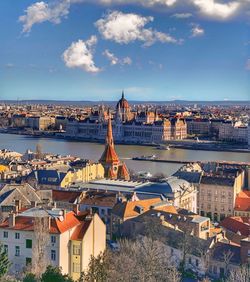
left=246, top=59, right=250, bottom=70
left=172, top=13, right=193, bottom=19
left=62, top=36, right=101, bottom=73
left=103, top=49, right=119, bottom=65
left=5, top=63, right=15, bottom=68
left=95, top=11, right=179, bottom=46
left=19, top=0, right=248, bottom=33
left=123, top=57, right=132, bottom=65
left=190, top=23, right=204, bottom=37
left=192, top=0, right=241, bottom=20
left=19, top=0, right=70, bottom=33
left=97, top=0, right=177, bottom=7
left=103, top=49, right=132, bottom=65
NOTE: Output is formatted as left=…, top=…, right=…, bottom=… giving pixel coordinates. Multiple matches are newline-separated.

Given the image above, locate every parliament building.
left=65, top=92, right=187, bottom=144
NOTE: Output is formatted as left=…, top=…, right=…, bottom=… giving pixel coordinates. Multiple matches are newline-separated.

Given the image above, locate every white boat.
left=156, top=144, right=170, bottom=150
left=137, top=171, right=152, bottom=179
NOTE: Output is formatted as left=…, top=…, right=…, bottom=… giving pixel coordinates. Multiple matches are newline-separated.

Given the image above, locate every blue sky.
left=0, top=0, right=250, bottom=101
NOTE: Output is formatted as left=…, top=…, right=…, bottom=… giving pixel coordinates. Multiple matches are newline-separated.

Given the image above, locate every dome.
left=135, top=177, right=191, bottom=196
left=116, top=91, right=130, bottom=110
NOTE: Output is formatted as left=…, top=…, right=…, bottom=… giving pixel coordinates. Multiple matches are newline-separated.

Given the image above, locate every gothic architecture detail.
left=65, top=92, right=187, bottom=144
left=99, top=118, right=130, bottom=180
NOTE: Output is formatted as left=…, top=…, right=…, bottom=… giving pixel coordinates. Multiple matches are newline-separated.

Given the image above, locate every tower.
left=116, top=91, right=131, bottom=122
left=99, top=118, right=130, bottom=180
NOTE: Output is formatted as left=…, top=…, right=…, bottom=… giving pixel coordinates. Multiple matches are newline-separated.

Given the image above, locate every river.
left=0, top=133, right=249, bottom=176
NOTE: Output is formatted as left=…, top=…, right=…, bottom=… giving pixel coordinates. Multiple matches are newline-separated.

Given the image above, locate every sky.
left=0, top=0, right=250, bottom=101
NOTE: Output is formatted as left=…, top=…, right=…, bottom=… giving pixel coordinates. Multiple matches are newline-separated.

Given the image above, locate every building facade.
left=198, top=168, right=244, bottom=221
left=0, top=208, right=106, bottom=280
left=65, top=93, right=187, bottom=144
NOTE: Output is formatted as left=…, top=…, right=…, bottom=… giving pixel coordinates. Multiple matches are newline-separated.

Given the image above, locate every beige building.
left=199, top=168, right=244, bottom=221
left=0, top=208, right=106, bottom=281
left=26, top=116, right=55, bottom=131
left=26, top=162, right=104, bottom=189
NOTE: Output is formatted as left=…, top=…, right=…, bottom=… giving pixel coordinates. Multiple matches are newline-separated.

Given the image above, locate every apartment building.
left=26, top=161, right=104, bottom=189
left=199, top=168, right=244, bottom=221
left=0, top=208, right=106, bottom=281
left=219, top=121, right=248, bottom=143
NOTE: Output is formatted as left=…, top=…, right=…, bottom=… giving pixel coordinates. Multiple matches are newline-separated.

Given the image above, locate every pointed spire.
left=122, top=90, right=124, bottom=99
left=106, top=118, right=114, bottom=147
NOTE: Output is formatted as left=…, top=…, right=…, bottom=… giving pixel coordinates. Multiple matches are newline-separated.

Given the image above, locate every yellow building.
left=26, top=162, right=105, bottom=189
left=61, top=162, right=105, bottom=188
left=70, top=213, right=106, bottom=280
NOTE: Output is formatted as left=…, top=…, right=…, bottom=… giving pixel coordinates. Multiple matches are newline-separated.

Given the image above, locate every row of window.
left=4, top=240, right=32, bottom=256
left=3, top=231, right=57, bottom=244
left=4, top=244, right=56, bottom=262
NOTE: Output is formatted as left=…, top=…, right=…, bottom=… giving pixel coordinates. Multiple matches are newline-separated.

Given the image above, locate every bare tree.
left=227, top=265, right=250, bottom=282
left=222, top=250, right=234, bottom=277
left=32, top=216, right=50, bottom=277
left=80, top=234, right=182, bottom=282
left=107, top=237, right=181, bottom=282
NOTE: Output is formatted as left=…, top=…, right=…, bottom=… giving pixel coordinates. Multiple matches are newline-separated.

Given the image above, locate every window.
left=15, top=246, right=20, bottom=257
left=15, top=232, right=20, bottom=239
left=188, top=257, right=192, bottom=264
left=51, top=236, right=56, bottom=244
left=4, top=245, right=8, bottom=254
left=73, top=263, right=81, bottom=273
left=73, top=245, right=80, bottom=255
left=3, top=231, right=8, bottom=238
left=26, top=258, right=32, bottom=266
left=51, top=250, right=56, bottom=261
left=26, top=239, right=32, bottom=249
left=196, top=259, right=199, bottom=267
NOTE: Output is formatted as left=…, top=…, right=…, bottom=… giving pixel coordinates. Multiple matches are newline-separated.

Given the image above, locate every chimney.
left=15, top=200, right=21, bottom=211
left=8, top=213, right=16, bottom=227
left=62, top=209, right=67, bottom=220
left=31, top=201, right=37, bottom=208
left=73, top=204, right=79, bottom=215
left=48, top=216, right=51, bottom=230
left=240, top=237, right=250, bottom=264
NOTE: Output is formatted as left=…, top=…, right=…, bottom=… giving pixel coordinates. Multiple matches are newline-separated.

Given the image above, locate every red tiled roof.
left=220, top=216, right=250, bottom=237
left=0, top=211, right=82, bottom=234
left=52, top=190, right=81, bottom=203
left=112, top=198, right=162, bottom=219
left=51, top=211, right=81, bottom=233
left=100, top=145, right=119, bottom=164
left=234, top=191, right=250, bottom=212
left=70, top=220, right=91, bottom=240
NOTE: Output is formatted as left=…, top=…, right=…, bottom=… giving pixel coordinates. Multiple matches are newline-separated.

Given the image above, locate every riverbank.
left=132, top=157, right=250, bottom=166
left=0, top=128, right=249, bottom=153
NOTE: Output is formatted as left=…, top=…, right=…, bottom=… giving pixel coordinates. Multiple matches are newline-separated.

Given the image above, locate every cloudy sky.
left=1, top=0, right=250, bottom=101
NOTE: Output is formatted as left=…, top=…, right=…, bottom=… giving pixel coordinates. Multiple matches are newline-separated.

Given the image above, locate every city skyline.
left=1, top=0, right=250, bottom=101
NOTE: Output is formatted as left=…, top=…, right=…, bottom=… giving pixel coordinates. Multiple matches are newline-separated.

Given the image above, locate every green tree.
left=23, top=273, right=37, bottom=282
left=0, top=244, right=11, bottom=279
left=79, top=253, right=108, bottom=282
left=41, top=266, right=73, bottom=282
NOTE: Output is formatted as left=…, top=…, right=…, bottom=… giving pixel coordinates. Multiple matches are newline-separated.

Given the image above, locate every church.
left=65, top=92, right=187, bottom=144
left=99, top=117, right=130, bottom=180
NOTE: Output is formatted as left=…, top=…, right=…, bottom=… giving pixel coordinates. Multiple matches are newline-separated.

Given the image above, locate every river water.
left=0, top=133, right=249, bottom=176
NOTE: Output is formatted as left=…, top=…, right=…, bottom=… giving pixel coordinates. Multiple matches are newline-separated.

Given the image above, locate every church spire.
left=106, top=118, right=114, bottom=147
left=122, top=90, right=124, bottom=99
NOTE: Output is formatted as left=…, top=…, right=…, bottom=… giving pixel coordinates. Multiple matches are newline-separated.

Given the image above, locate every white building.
left=0, top=208, right=106, bottom=280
